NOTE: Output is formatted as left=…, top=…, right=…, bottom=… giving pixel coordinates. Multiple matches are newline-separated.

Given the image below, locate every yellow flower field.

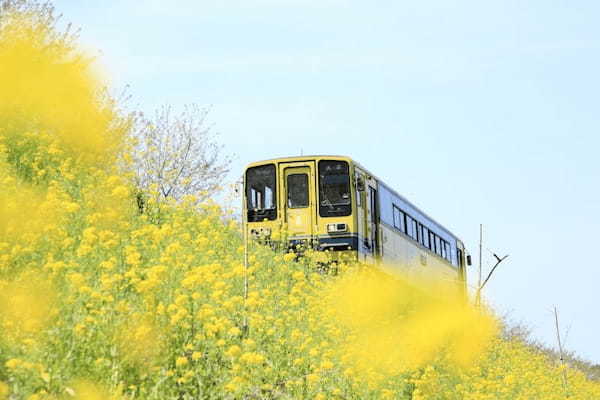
left=1, top=6, right=599, bottom=400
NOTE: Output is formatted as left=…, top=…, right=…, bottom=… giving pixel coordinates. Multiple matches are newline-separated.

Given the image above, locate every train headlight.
left=327, top=223, right=348, bottom=233
left=250, top=228, right=271, bottom=237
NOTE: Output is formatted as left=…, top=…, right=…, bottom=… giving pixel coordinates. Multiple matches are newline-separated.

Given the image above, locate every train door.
left=355, top=170, right=368, bottom=261
left=280, top=162, right=316, bottom=244
left=365, top=177, right=379, bottom=262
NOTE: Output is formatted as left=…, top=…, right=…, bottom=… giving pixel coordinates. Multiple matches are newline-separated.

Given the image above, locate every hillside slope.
left=1, top=8, right=600, bottom=400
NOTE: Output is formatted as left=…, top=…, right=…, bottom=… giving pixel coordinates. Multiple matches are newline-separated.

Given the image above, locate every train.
left=243, top=155, right=469, bottom=285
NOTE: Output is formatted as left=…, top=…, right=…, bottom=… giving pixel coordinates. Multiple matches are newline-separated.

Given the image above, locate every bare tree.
left=131, top=104, right=232, bottom=207
left=0, top=0, right=79, bottom=48
left=1, top=0, right=52, bottom=20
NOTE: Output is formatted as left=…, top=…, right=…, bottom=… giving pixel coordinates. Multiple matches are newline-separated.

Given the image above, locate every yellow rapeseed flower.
left=0, top=382, right=8, bottom=400
left=175, top=357, right=188, bottom=368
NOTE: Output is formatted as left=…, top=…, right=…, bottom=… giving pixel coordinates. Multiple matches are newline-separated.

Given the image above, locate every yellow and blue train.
left=243, top=155, right=469, bottom=284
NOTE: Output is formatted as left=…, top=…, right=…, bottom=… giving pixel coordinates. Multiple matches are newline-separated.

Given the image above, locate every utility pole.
left=475, top=252, right=508, bottom=306
left=474, top=224, right=509, bottom=306
left=242, top=182, right=249, bottom=336
left=478, top=224, right=483, bottom=291
left=554, top=306, right=569, bottom=397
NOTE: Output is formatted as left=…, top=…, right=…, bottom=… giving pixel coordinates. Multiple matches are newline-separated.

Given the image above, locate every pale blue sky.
left=56, top=0, right=600, bottom=362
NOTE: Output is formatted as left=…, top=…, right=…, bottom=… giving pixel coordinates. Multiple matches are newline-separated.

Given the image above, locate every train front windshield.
left=318, top=160, right=351, bottom=217
left=246, top=164, right=277, bottom=221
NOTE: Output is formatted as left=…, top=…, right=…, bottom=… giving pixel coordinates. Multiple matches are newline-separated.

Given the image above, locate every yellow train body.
left=243, top=155, right=467, bottom=286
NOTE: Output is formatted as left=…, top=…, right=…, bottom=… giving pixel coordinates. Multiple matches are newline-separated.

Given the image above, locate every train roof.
left=245, top=155, right=351, bottom=168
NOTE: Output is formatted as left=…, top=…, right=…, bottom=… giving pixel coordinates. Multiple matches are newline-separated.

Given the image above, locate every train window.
left=435, top=235, right=441, bottom=256
left=406, top=215, right=414, bottom=238
left=411, top=218, right=418, bottom=241
left=444, top=241, right=451, bottom=261
left=287, top=174, right=309, bottom=208
left=393, top=206, right=405, bottom=232
left=355, top=173, right=364, bottom=207
left=441, top=240, right=447, bottom=259
left=319, top=160, right=351, bottom=217
left=422, top=226, right=430, bottom=248
left=246, top=164, right=277, bottom=221
left=405, top=215, right=418, bottom=241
